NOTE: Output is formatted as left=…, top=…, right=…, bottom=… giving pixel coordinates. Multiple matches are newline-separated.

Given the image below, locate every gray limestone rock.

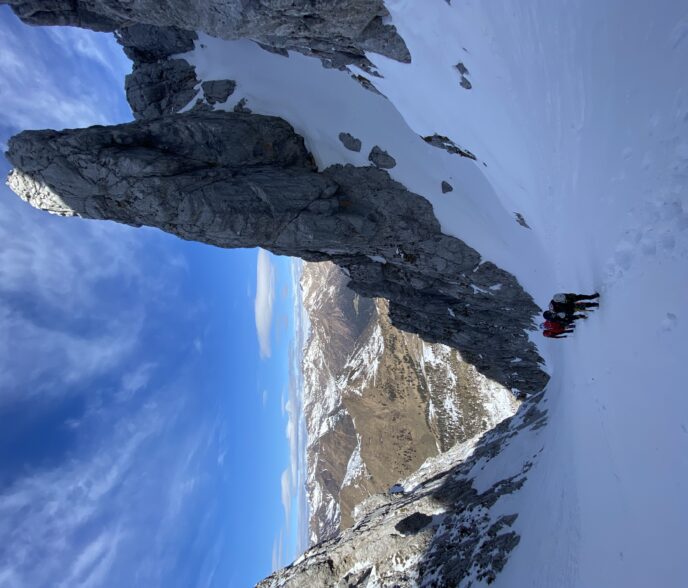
left=6, top=111, right=548, bottom=395
left=125, top=58, right=198, bottom=119
left=515, top=212, right=531, bottom=229
left=201, top=79, right=236, bottom=105
left=233, top=98, right=252, bottom=113
left=351, top=73, right=385, bottom=96
left=423, top=133, right=477, bottom=160
left=368, top=145, right=396, bottom=169
left=338, top=132, right=362, bottom=153
left=2, top=0, right=411, bottom=65
left=116, top=24, right=197, bottom=62
left=441, top=180, right=454, bottom=193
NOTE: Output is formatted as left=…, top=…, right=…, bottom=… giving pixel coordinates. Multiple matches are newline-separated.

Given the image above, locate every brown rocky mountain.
left=301, top=261, right=519, bottom=543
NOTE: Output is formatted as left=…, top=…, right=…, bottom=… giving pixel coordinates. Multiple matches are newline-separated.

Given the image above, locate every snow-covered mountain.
left=301, top=261, right=519, bottom=542
left=3, top=0, right=687, bottom=586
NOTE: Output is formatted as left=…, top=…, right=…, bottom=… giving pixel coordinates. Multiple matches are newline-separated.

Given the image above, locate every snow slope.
left=184, top=0, right=687, bottom=584
left=375, top=1, right=688, bottom=586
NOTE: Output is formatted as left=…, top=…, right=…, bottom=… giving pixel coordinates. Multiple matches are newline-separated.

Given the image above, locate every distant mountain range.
left=301, top=261, right=519, bottom=544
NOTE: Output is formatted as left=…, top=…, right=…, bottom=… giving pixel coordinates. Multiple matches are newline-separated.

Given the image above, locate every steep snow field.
left=185, top=0, right=687, bottom=584
left=381, top=2, right=688, bottom=586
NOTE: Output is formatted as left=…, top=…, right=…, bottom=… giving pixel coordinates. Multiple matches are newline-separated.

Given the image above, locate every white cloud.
left=46, top=27, right=126, bottom=78
left=262, top=388, right=269, bottom=408
left=254, top=249, right=276, bottom=359
left=271, top=530, right=284, bottom=572
left=0, top=304, right=142, bottom=405
left=60, top=528, right=124, bottom=588
left=0, top=407, right=160, bottom=588
left=280, top=469, right=291, bottom=522
left=120, top=362, right=156, bottom=399
left=0, top=21, right=130, bottom=135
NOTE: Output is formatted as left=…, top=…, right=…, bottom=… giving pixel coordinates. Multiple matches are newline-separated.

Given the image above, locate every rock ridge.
left=6, top=110, right=548, bottom=394
left=257, top=391, right=547, bottom=587
left=2, top=0, right=411, bottom=68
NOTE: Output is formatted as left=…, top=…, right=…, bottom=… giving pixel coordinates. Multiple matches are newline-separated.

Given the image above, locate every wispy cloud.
left=120, top=362, right=157, bottom=399
left=280, top=469, right=292, bottom=522
left=0, top=8, right=131, bottom=136
left=271, top=530, right=284, bottom=572
left=254, top=249, right=276, bottom=359
left=0, top=405, right=160, bottom=587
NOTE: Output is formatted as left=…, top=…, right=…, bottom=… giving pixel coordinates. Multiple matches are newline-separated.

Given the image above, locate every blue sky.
left=0, top=7, right=305, bottom=587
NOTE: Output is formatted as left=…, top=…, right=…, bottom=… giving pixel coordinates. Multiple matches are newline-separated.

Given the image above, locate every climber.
left=541, top=320, right=574, bottom=339
left=552, top=292, right=600, bottom=304
left=549, top=292, right=599, bottom=315
left=542, top=309, right=586, bottom=324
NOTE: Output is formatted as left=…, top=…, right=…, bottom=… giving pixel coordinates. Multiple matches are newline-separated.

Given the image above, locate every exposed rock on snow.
left=232, top=98, right=252, bottom=113
left=201, top=79, right=236, bottom=104
left=6, top=111, right=547, bottom=395
left=441, top=180, right=454, bottom=193
left=423, top=133, right=477, bottom=160
left=455, top=61, right=472, bottom=90
left=368, top=145, right=397, bottom=169
left=338, top=132, right=362, bottom=152
left=514, top=212, right=531, bottom=229
left=4, top=0, right=411, bottom=67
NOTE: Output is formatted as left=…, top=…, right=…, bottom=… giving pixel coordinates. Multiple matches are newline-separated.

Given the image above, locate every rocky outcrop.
left=115, top=23, right=200, bottom=119
left=423, top=134, right=477, bottom=160
left=2, top=0, right=411, bottom=67
left=441, top=180, right=454, bottom=193
left=5, top=111, right=547, bottom=395
left=257, top=391, right=547, bottom=587
left=125, top=57, right=199, bottom=119
left=201, top=79, right=236, bottom=105
left=338, top=132, right=362, bottom=152
left=368, top=145, right=397, bottom=169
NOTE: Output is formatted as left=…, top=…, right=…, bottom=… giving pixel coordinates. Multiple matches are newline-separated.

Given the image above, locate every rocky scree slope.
left=301, top=261, right=519, bottom=544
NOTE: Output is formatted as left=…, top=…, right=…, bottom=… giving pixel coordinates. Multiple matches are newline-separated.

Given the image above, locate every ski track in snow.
left=183, top=0, right=687, bottom=584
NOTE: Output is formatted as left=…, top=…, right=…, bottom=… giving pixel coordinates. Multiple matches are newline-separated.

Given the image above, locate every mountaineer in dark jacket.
left=549, top=292, right=599, bottom=315
left=543, top=309, right=587, bottom=323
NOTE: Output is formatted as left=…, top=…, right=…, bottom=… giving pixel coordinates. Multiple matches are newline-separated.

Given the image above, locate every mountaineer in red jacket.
left=541, top=320, right=575, bottom=339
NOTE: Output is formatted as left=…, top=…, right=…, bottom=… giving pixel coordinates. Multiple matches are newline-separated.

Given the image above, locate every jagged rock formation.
left=258, top=391, right=547, bottom=587
left=5, top=111, right=547, bottom=395
left=115, top=23, right=200, bottom=120
left=423, top=134, right=477, bottom=161
left=301, top=262, right=519, bottom=543
left=2, top=0, right=411, bottom=68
